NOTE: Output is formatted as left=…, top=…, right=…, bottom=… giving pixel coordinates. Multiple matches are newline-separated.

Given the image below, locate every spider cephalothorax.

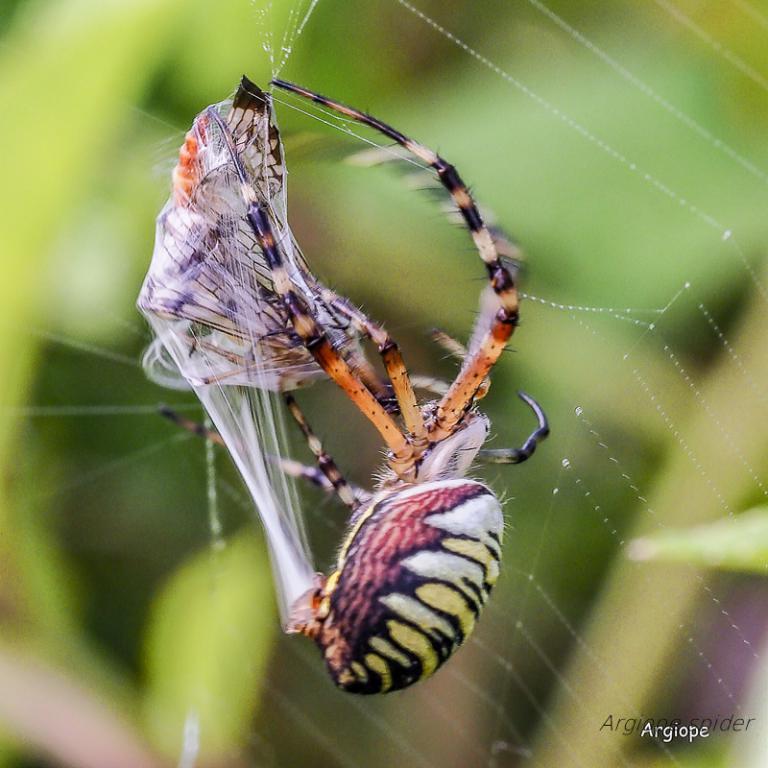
left=140, top=76, right=548, bottom=694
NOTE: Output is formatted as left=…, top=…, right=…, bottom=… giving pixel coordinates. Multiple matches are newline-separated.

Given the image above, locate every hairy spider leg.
left=283, top=394, right=358, bottom=509
left=476, top=392, right=549, bottom=465
left=318, top=287, right=427, bottom=449
left=205, top=106, right=418, bottom=479
left=408, top=374, right=450, bottom=396
left=318, top=286, right=453, bottom=420
left=294, top=269, right=395, bottom=409
left=270, top=79, right=520, bottom=442
left=158, top=405, right=366, bottom=505
left=429, top=327, right=490, bottom=401
left=247, top=202, right=417, bottom=478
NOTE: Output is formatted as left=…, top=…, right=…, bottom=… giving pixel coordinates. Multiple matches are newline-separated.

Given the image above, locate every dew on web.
left=520, top=291, right=657, bottom=327
left=653, top=0, right=768, bottom=94
left=516, top=455, right=751, bottom=766
left=476, top=273, right=764, bottom=760
left=563, top=299, right=737, bottom=518
left=272, top=0, right=323, bottom=79
left=658, top=339, right=768, bottom=498
left=697, top=301, right=768, bottom=405
left=523, top=0, right=768, bottom=186
left=396, top=0, right=768, bottom=305
left=685, top=632, right=743, bottom=713
left=576, top=406, right=759, bottom=659
left=503, top=563, right=689, bottom=765
left=255, top=0, right=325, bottom=80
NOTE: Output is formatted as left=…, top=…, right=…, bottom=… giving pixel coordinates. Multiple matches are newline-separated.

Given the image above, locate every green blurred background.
left=2, top=0, right=768, bottom=766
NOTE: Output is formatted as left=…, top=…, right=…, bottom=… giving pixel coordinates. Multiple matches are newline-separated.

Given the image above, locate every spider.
left=139, top=76, right=549, bottom=694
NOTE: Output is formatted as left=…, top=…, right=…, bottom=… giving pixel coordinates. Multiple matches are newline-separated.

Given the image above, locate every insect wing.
left=139, top=79, right=364, bottom=392
left=138, top=81, right=319, bottom=392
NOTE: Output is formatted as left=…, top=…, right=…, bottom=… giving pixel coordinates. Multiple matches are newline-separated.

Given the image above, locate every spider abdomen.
left=310, top=479, right=503, bottom=693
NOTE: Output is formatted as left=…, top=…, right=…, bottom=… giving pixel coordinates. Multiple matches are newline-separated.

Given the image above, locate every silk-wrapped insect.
left=138, top=76, right=548, bottom=694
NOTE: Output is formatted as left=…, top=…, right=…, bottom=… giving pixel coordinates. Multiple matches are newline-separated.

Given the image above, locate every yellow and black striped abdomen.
left=312, top=479, right=503, bottom=693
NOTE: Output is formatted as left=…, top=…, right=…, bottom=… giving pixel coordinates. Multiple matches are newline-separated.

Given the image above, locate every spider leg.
left=247, top=202, right=416, bottom=478
left=203, top=106, right=416, bottom=477
left=271, top=80, right=520, bottom=441
left=159, top=405, right=366, bottom=506
left=429, top=328, right=491, bottom=400
left=297, top=272, right=395, bottom=408
left=430, top=327, right=468, bottom=361
left=476, top=392, right=549, bottom=465
left=283, top=394, right=360, bottom=509
left=319, top=287, right=427, bottom=448
left=159, top=405, right=227, bottom=445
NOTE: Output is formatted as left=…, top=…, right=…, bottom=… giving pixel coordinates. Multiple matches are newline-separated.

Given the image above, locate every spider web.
left=10, top=1, right=768, bottom=767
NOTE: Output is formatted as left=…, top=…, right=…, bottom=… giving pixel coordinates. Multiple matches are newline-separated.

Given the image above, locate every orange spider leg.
left=319, top=288, right=427, bottom=450
left=247, top=202, right=416, bottom=478
left=203, top=106, right=417, bottom=478
left=296, top=272, right=394, bottom=407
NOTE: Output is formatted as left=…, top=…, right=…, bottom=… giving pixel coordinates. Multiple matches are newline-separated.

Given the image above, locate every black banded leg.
left=283, top=394, right=359, bottom=509
left=270, top=79, right=517, bottom=316
left=477, top=392, right=549, bottom=465
left=247, top=202, right=416, bottom=479
left=199, top=112, right=415, bottom=475
left=159, top=406, right=365, bottom=503
left=160, top=405, right=227, bottom=447
left=270, top=80, right=520, bottom=440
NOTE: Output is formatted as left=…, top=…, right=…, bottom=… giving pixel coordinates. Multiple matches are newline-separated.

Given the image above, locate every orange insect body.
left=172, top=133, right=200, bottom=204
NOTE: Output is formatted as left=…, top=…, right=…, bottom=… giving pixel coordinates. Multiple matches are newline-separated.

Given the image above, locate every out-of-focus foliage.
left=629, top=507, right=768, bottom=574
left=142, top=533, right=276, bottom=761
left=2, top=0, right=767, bottom=767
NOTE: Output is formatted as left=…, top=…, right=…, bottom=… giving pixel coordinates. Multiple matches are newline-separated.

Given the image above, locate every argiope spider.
left=138, top=77, right=549, bottom=694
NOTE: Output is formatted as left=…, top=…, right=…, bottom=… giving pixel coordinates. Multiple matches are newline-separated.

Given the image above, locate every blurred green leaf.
left=0, top=0, right=182, bottom=479
left=628, top=506, right=768, bottom=574
left=0, top=0, right=185, bottom=630
left=637, top=745, right=727, bottom=768
left=142, top=532, right=277, bottom=761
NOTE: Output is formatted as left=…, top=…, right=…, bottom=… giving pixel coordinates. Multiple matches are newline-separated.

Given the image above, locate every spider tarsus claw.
left=517, top=391, right=549, bottom=437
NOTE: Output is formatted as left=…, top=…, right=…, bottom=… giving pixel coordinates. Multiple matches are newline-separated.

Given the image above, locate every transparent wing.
left=139, top=78, right=365, bottom=392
